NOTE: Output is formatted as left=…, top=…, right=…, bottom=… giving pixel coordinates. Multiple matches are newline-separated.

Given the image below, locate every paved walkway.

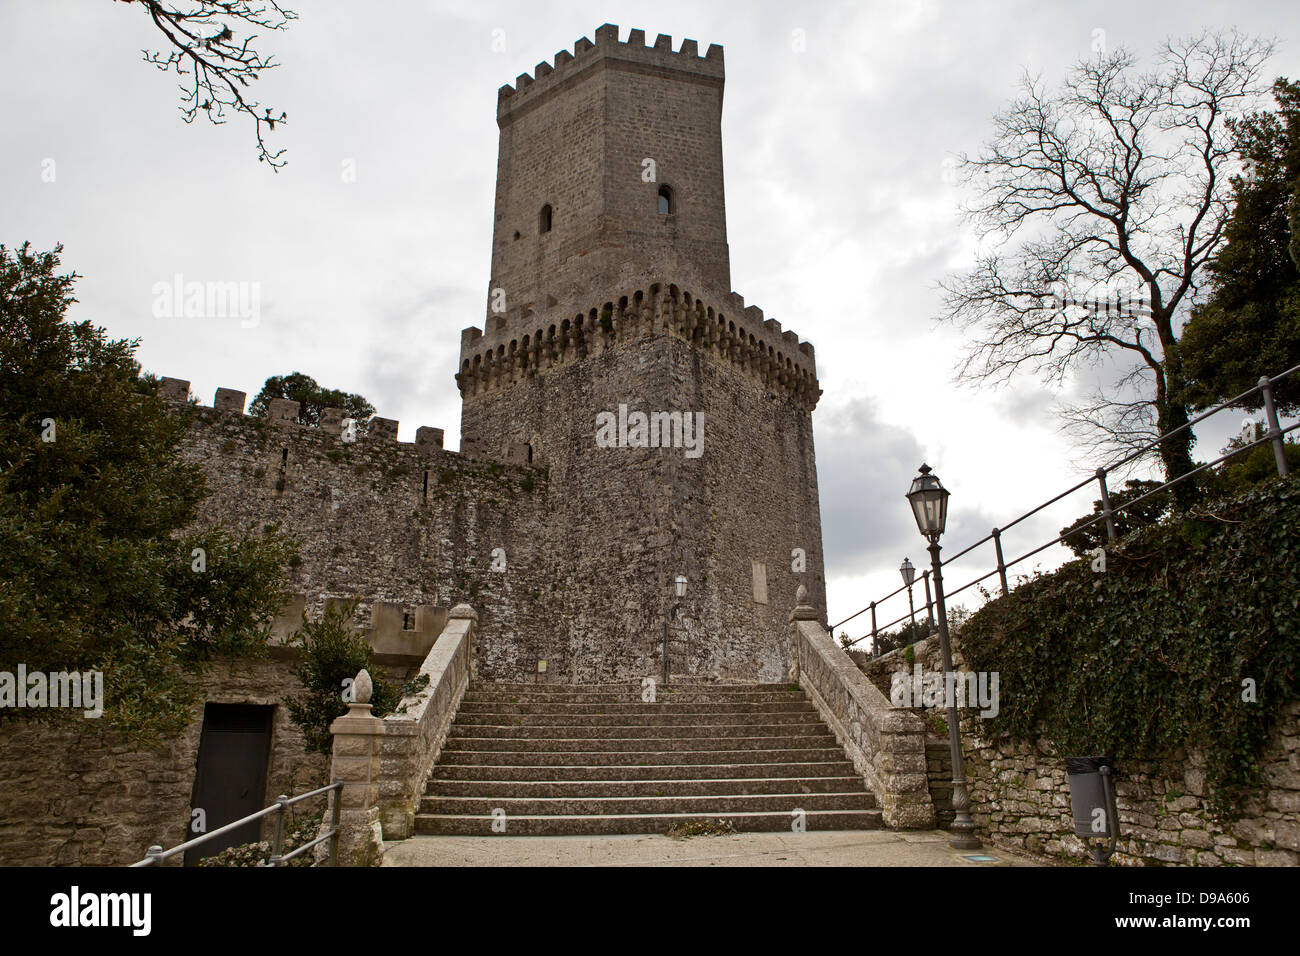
left=382, top=829, right=1042, bottom=867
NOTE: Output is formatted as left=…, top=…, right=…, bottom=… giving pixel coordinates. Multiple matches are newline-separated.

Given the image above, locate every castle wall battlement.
left=164, top=383, right=559, bottom=684
left=497, top=23, right=723, bottom=125
left=157, top=378, right=447, bottom=452
left=456, top=280, right=821, bottom=410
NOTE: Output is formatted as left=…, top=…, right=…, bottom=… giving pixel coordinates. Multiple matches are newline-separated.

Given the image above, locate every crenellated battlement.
left=455, top=280, right=821, bottom=411
left=156, top=379, right=447, bottom=453
left=496, top=23, right=723, bottom=124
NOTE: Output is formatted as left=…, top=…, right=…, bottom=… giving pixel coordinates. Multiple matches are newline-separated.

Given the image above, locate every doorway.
left=185, top=703, right=274, bottom=866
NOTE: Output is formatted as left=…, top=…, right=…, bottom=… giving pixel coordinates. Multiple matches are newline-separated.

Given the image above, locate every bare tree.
left=117, top=0, right=296, bottom=168
left=941, top=31, right=1274, bottom=487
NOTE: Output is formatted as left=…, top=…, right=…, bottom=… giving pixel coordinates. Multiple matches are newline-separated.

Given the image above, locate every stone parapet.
left=374, top=604, right=478, bottom=840
left=787, top=591, right=935, bottom=828
left=497, top=23, right=723, bottom=125
left=457, top=279, right=820, bottom=411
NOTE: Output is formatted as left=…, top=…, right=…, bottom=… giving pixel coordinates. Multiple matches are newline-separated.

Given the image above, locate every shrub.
left=961, top=475, right=1300, bottom=818
left=285, top=600, right=429, bottom=755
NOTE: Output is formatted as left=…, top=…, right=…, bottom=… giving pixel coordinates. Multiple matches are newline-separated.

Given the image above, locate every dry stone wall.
left=0, top=657, right=327, bottom=866
left=175, top=392, right=557, bottom=681
left=866, top=635, right=1300, bottom=866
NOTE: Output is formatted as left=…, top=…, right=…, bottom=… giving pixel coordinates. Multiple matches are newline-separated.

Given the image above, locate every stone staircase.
left=414, top=682, right=883, bottom=835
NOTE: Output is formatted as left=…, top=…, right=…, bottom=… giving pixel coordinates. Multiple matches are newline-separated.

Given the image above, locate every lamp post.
left=900, top=558, right=917, bottom=646
left=906, top=463, right=981, bottom=850
left=663, top=573, right=687, bottom=684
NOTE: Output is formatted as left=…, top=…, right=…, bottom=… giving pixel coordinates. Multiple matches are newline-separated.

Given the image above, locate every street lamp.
left=905, top=463, right=981, bottom=850
left=899, top=558, right=917, bottom=646
left=664, top=573, right=687, bottom=683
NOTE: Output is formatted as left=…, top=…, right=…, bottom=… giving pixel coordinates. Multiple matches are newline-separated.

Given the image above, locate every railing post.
left=1260, top=375, right=1291, bottom=476
left=869, top=601, right=877, bottom=656
left=922, top=569, right=935, bottom=634
left=991, top=527, right=1009, bottom=596
left=268, top=794, right=289, bottom=867
left=329, top=781, right=342, bottom=866
left=144, top=845, right=164, bottom=867
left=1096, top=468, right=1118, bottom=542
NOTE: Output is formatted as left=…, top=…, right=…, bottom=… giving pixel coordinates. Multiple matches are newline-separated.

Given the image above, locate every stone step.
left=419, top=791, right=875, bottom=816
left=442, top=733, right=838, bottom=752
left=414, top=808, right=883, bottom=836
left=431, top=761, right=859, bottom=782
left=415, top=680, right=879, bottom=836
left=474, top=682, right=795, bottom=694
left=446, top=721, right=826, bottom=739
left=436, top=747, right=851, bottom=766
left=425, top=776, right=873, bottom=799
left=454, top=697, right=811, bottom=712
left=461, top=689, right=806, bottom=705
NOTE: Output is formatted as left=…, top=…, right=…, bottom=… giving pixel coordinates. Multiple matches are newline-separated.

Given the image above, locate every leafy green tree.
left=1059, top=479, right=1171, bottom=557
left=1058, top=431, right=1299, bottom=558
left=0, top=242, right=294, bottom=737
left=1214, top=424, right=1300, bottom=489
left=1181, top=78, right=1300, bottom=413
left=285, top=600, right=424, bottom=755
left=869, top=618, right=932, bottom=656
left=248, top=372, right=375, bottom=431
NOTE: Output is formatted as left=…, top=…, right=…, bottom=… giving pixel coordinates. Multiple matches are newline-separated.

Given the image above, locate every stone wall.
left=866, top=635, right=1300, bottom=866
left=0, top=655, right=327, bottom=866
left=460, top=286, right=826, bottom=684
left=490, top=23, right=730, bottom=324
left=173, top=389, right=557, bottom=683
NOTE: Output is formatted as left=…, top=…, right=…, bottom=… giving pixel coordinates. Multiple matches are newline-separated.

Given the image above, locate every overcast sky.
left=2, top=0, right=1296, bottom=636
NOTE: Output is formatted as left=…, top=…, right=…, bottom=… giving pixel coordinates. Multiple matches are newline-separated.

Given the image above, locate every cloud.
left=816, top=396, right=930, bottom=578
left=2, top=0, right=1295, bottom=626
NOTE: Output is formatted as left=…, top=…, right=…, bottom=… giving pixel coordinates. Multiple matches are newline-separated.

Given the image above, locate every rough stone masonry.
left=0, top=24, right=834, bottom=866
left=183, top=22, right=830, bottom=685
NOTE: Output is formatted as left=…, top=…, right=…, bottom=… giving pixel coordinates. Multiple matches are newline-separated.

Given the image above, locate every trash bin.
left=1065, top=755, right=1117, bottom=838
left=1066, top=755, right=1119, bottom=864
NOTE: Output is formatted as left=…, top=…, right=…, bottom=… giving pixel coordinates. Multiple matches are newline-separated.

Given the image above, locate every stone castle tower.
left=457, top=24, right=827, bottom=683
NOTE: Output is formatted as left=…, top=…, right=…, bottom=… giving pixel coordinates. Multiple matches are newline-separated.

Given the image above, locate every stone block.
left=369, top=417, right=398, bottom=441
left=416, top=426, right=445, bottom=454
left=214, top=388, right=246, bottom=414
left=268, top=397, right=300, bottom=425
left=319, top=407, right=345, bottom=435
left=159, top=377, right=190, bottom=403
left=1256, top=848, right=1300, bottom=866
left=1273, top=820, right=1300, bottom=851
left=1151, top=844, right=1185, bottom=863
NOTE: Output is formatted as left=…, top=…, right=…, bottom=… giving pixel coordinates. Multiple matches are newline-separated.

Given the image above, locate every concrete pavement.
left=381, top=829, right=1043, bottom=866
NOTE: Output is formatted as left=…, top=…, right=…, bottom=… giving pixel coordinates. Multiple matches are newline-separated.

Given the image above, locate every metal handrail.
left=129, top=779, right=343, bottom=867
left=838, top=363, right=1298, bottom=651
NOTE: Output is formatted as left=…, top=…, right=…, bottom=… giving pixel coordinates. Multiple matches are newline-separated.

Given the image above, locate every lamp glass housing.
left=907, top=464, right=950, bottom=539
left=900, top=557, right=916, bottom=586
